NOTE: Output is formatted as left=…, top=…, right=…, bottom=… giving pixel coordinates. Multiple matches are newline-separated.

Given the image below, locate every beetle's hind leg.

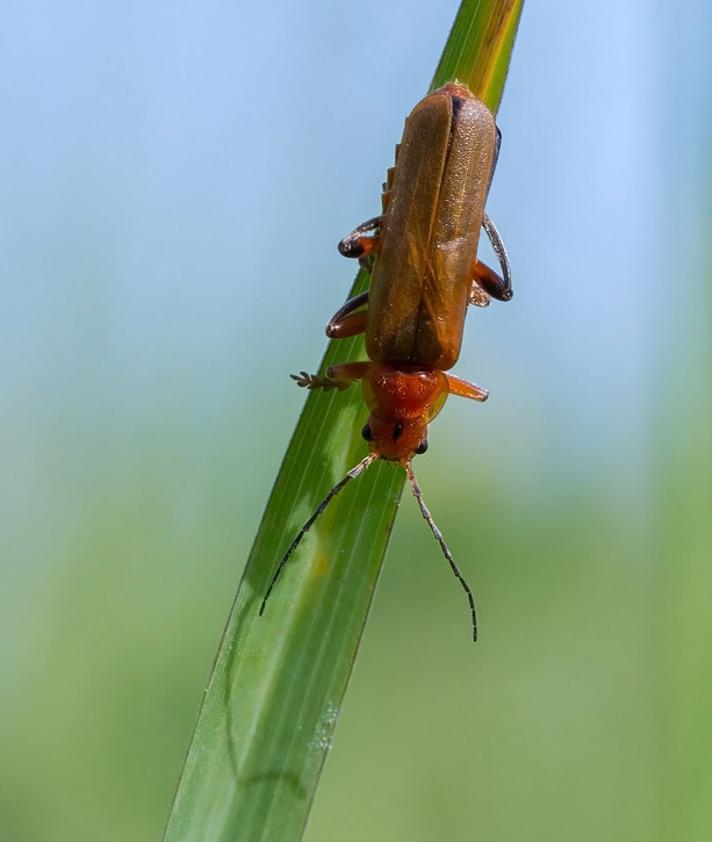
left=338, top=216, right=381, bottom=260
left=470, top=259, right=511, bottom=305
left=326, top=291, right=368, bottom=339
left=475, top=212, right=513, bottom=302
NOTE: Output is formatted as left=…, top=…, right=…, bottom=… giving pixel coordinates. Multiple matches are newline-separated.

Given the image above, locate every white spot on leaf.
left=309, top=703, right=340, bottom=753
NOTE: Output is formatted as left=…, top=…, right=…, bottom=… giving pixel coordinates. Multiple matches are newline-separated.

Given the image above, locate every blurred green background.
left=2, top=1, right=711, bottom=840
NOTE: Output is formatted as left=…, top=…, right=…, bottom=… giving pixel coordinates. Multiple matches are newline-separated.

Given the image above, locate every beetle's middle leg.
left=338, top=217, right=381, bottom=261
left=292, top=294, right=371, bottom=391
left=326, top=291, right=368, bottom=339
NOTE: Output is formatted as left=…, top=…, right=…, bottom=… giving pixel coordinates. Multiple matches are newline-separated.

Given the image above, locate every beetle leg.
left=340, top=234, right=380, bottom=260
left=469, top=279, right=491, bottom=308
left=326, top=361, right=372, bottom=382
left=338, top=216, right=382, bottom=259
left=480, top=212, right=513, bottom=300
left=290, top=361, right=372, bottom=392
left=445, top=373, right=488, bottom=402
left=471, top=259, right=511, bottom=303
left=326, top=291, right=369, bottom=339
left=290, top=371, right=352, bottom=391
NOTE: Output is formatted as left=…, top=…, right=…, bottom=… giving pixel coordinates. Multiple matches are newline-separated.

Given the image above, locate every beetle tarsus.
left=290, top=371, right=351, bottom=391
left=481, top=212, right=513, bottom=298
left=469, top=285, right=491, bottom=308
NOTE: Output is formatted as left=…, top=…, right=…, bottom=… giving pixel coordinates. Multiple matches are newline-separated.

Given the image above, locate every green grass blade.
left=433, top=0, right=524, bottom=111
left=163, top=3, right=525, bottom=841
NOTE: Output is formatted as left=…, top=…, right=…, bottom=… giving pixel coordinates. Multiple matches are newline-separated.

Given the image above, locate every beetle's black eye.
left=392, top=421, right=404, bottom=441
left=361, top=424, right=373, bottom=441
left=415, top=439, right=429, bottom=454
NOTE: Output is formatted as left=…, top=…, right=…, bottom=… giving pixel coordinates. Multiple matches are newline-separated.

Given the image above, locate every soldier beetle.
left=260, top=83, right=512, bottom=640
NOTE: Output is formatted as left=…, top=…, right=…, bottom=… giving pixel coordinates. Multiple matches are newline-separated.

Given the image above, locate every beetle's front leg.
left=326, top=291, right=368, bottom=339
left=291, top=361, right=372, bottom=392
left=290, top=371, right=351, bottom=391
left=445, top=373, right=488, bottom=402
left=338, top=217, right=381, bottom=260
left=326, top=361, right=372, bottom=382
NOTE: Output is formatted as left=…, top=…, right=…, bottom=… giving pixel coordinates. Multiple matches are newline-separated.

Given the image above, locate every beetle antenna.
left=259, top=451, right=379, bottom=616
left=404, top=461, right=478, bottom=642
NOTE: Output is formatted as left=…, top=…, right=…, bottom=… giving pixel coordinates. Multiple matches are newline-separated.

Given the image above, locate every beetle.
left=260, top=82, right=512, bottom=640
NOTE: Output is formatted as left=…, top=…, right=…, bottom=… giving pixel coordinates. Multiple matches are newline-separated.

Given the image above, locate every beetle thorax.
left=361, top=364, right=449, bottom=461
